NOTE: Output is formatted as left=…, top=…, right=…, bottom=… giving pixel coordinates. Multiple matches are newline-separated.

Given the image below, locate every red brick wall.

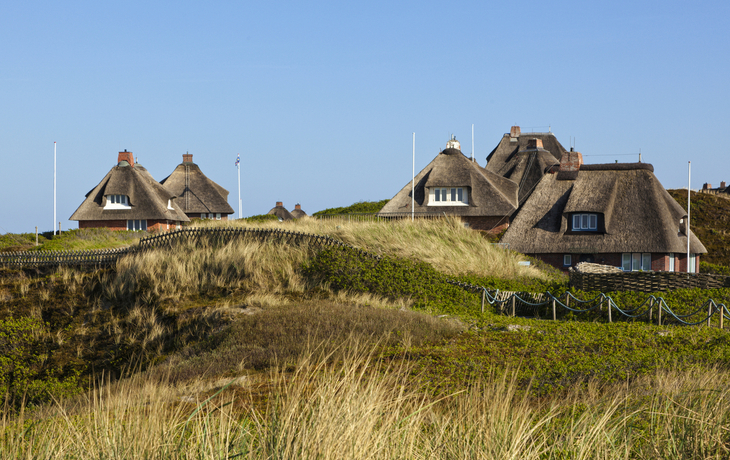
left=77, top=220, right=182, bottom=232
left=528, top=252, right=692, bottom=273
left=461, top=216, right=510, bottom=234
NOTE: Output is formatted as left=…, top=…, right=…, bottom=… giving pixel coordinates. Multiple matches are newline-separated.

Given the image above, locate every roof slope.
left=268, top=204, right=293, bottom=221
left=70, top=164, right=190, bottom=222
left=485, top=131, right=567, bottom=203
left=379, top=147, right=519, bottom=217
left=501, top=163, right=706, bottom=255
left=160, top=162, right=234, bottom=215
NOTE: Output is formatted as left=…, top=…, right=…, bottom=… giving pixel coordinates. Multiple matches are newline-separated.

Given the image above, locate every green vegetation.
left=3, top=205, right=730, bottom=457
left=1, top=228, right=142, bottom=253
left=312, top=199, right=389, bottom=216
left=669, top=189, right=730, bottom=267
left=240, top=213, right=280, bottom=223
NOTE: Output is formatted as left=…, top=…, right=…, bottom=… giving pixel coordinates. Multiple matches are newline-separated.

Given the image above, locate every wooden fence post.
left=658, top=303, right=662, bottom=326
left=708, top=303, right=713, bottom=328
left=649, top=298, right=654, bottom=322
left=608, top=300, right=612, bottom=323
left=511, top=296, right=516, bottom=317
left=481, top=290, right=485, bottom=314
left=720, top=305, right=724, bottom=330
left=552, top=299, right=556, bottom=321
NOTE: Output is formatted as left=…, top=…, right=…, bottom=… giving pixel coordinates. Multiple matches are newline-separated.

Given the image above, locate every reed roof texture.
left=379, top=146, right=519, bottom=216
left=290, top=207, right=308, bottom=219
left=70, top=163, right=190, bottom=222
left=500, top=163, right=707, bottom=255
left=485, top=131, right=567, bottom=203
left=268, top=204, right=294, bottom=221
left=160, top=161, right=234, bottom=216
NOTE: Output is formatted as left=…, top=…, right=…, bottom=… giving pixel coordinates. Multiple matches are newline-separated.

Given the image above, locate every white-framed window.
left=104, top=194, right=131, bottom=209
left=690, top=254, right=696, bottom=273
left=572, top=213, right=598, bottom=231
left=201, top=213, right=206, bottom=219
left=429, top=187, right=468, bottom=206
left=622, top=253, right=652, bottom=271
left=563, top=254, right=572, bottom=266
left=216, top=213, right=221, bottom=220
left=127, top=219, right=147, bottom=231
left=668, top=253, right=675, bottom=272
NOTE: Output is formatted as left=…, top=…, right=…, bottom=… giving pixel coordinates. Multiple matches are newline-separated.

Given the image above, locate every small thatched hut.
left=500, top=148, right=707, bottom=272
left=70, top=151, right=190, bottom=231
left=268, top=202, right=293, bottom=221
left=378, top=136, right=519, bottom=233
left=485, top=126, right=568, bottom=204
left=290, top=204, right=307, bottom=219
left=160, top=154, right=235, bottom=221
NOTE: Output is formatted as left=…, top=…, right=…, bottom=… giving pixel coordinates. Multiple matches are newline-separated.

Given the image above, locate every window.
left=127, top=219, right=147, bottom=231
left=622, top=253, right=652, bottom=271
left=216, top=213, right=221, bottom=220
left=104, top=195, right=131, bottom=209
left=572, top=213, right=597, bottom=231
left=668, top=253, right=675, bottom=272
left=563, top=255, right=572, bottom=266
left=430, top=187, right=468, bottom=205
left=690, top=254, right=696, bottom=273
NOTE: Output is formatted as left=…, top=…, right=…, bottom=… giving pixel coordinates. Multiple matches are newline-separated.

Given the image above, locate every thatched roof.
left=268, top=203, right=293, bottom=221
left=485, top=128, right=567, bottom=203
left=379, top=143, right=519, bottom=217
left=70, top=159, right=190, bottom=223
left=160, top=155, right=234, bottom=215
left=501, top=163, right=707, bottom=255
left=290, top=204, right=307, bottom=219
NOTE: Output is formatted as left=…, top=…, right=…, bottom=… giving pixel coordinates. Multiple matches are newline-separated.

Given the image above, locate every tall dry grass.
left=193, top=216, right=549, bottom=281
left=4, top=341, right=730, bottom=459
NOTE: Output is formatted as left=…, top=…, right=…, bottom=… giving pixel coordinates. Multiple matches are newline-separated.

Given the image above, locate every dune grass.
left=4, top=339, right=730, bottom=459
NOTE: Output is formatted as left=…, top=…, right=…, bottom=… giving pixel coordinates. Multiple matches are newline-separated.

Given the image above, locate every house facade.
left=500, top=148, right=707, bottom=272
left=378, top=136, right=519, bottom=233
left=69, top=151, right=190, bottom=231
left=160, top=153, right=235, bottom=221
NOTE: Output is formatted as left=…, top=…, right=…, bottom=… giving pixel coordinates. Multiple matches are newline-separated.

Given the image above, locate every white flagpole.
left=54, top=142, right=57, bottom=235
left=687, top=161, right=691, bottom=273
left=471, top=124, right=474, bottom=162
left=412, top=133, right=415, bottom=222
left=237, top=155, right=242, bottom=219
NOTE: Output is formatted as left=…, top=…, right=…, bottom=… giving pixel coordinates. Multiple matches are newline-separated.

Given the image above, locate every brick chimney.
left=276, top=201, right=283, bottom=207
left=510, top=126, right=521, bottom=138
left=118, top=150, right=134, bottom=168
left=722, top=181, right=727, bottom=189
left=702, top=183, right=712, bottom=190
left=526, top=138, right=543, bottom=149
left=295, top=204, right=302, bottom=210
left=559, top=147, right=583, bottom=172
left=183, top=153, right=193, bottom=163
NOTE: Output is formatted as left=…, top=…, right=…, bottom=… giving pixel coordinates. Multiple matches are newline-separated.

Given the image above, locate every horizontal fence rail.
left=2, top=226, right=729, bottom=331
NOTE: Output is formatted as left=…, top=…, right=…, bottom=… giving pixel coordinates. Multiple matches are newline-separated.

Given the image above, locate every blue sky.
left=1, top=0, right=728, bottom=234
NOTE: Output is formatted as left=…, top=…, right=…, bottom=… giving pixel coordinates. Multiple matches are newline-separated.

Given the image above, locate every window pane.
left=433, top=189, right=440, bottom=201
left=669, top=253, right=675, bottom=271
left=581, top=214, right=589, bottom=229
left=457, top=188, right=463, bottom=202
left=564, top=255, right=571, bottom=266
left=632, top=253, right=641, bottom=271
left=141, top=220, right=147, bottom=231
left=441, top=189, right=447, bottom=201
left=589, top=214, right=597, bottom=229
left=642, top=253, right=651, bottom=271
left=127, top=220, right=132, bottom=231
left=451, top=188, right=456, bottom=202
left=573, top=215, right=580, bottom=230
left=622, top=253, right=631, bottom=271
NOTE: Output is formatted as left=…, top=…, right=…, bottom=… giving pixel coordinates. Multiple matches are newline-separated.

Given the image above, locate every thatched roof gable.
left=268, top=203, right=293, bottom=221
left=160, top=158, right=235, bottom=215
left=379, top=145, right=518, bottom=217
left=501, top=163, right=707, bottom=255
left=70, top=162, right=190, bottom=223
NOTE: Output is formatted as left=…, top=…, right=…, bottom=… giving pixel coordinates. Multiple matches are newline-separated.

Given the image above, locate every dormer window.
left=572, top=213, right=597, bottom=231
left=429, top=187, right=468, bottom=206
left=104, top=195, right=131, bottom=209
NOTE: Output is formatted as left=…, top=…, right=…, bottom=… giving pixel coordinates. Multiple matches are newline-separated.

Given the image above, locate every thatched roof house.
left=378, top=136, right=519, bottom=232
left=500, top=148, right=707, bottom=272
left=485, top=126, right=567, bottom=204
left=70, top=151, right=190, bottom=231
left=268, top=202, right=294, bottom=221
left=290, top=204, right=307, bottom=219
left=160, top=154, right=235, bottom=221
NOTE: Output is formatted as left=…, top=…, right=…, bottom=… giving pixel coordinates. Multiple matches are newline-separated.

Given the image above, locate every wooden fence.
left=569, top=270, right=730, bottom=293
left=0, top=248, right=131, bottom=268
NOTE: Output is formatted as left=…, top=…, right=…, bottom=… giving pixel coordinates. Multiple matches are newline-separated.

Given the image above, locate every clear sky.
left=1, top=0, right=728, bottom=234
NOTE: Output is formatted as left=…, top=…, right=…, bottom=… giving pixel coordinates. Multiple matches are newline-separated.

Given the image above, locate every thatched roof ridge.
left=379, top=147, right=519, bottom=217
left=70, top=163, right=190, bottom=222
left=160, top=161, right=235, bottom=215
left=290, top=205, right=307, bottom=219
left=501, top=164, right=707, bottom=255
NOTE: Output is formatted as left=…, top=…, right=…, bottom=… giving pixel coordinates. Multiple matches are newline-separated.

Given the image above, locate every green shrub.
left=312, top=200, right=389, bottom=216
